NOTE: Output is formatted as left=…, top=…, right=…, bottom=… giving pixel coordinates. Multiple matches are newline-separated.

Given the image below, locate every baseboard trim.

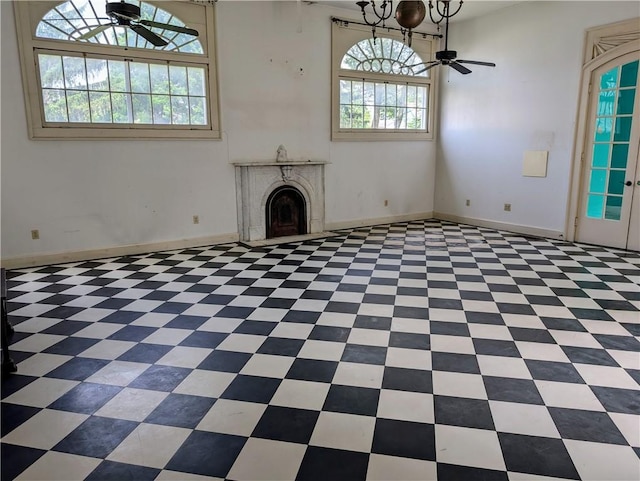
left=326, top=212, right=434, bottom=231
left=433, top=212, right=564, bottom=240
left=1, top=233, right=240, bottom=270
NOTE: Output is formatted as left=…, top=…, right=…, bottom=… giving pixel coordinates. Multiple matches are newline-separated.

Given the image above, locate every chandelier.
left=356, top=0, right=463, bottom=44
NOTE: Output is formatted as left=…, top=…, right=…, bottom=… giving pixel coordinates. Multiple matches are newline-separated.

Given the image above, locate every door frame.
left=565, top=17, right=640, bottom=243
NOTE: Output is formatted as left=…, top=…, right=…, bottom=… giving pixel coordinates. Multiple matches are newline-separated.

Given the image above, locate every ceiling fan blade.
left=449, top=62, right=472, bottom=75
left=415, top=61, right=441, bottom=74
left=130, top=24, right=168, bottom=46
left=77, top=24, right=111, bottom=40
left=457, top=59, right=496, bottom=67
left=139, top=20, right=199, bottom=36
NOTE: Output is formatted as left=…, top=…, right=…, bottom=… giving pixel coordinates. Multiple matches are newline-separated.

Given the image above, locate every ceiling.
left=312, top=0, right=521, bottom=24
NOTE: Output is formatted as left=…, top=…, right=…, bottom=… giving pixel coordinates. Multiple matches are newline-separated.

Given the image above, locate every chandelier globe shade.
left=395, top=1, right=426, bottom=29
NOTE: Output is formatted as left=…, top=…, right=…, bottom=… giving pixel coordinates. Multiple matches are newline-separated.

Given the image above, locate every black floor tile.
left=107, top=325, right=155, bottom=342
left=178, top=331, right=228, bottom=349
left=144, top=393, right=216, bottom=428
left=465, top=312, right=505, bottom=325
left=561, top=346, right=619, bottom=366
left=498, top=433, right=580, bottom=480
left=116, top=343, right=173, bottom=363
left=220, top=375, right=281, bottom=403
left=340, top=344, right=387, bottom=365
left=295, top=446, right=369, bottom=481
left=48, top=382, right=122, bottom=414
left=165, top=430, right=246, bottom=478
left=86, top=460, right=160, bottom=481
left=309, top=326, right=351, bottom=342
left=233, top=320, right=277, bottom=336
left=53, top=416, right=138, bottom=458
left=593, top=334, right=640, bottom=351
left=508, top=327, right=556, bottom=344
left=1, top=443, right=46, bottom=481
left=128, top=365, right=192, bottom=392
left=281, top=310, right=321, bottom=324
left=591, top=386, right=640, bottom=414
left=45, top=358, right=110, bottom=381
left=483, top=376, right=544, bottom=405
left=197, top=350, right=252, bottom=373
left=98, top=311, right=145, bottom=325
left=372, top=418, right=436, bottom=461
left=473, top=339, right=521, bottom=358
left=436, top=463, right=509, bottom=481
left=0, top=403, right=41, bottom=437
left=257, top=337, right=305, bottom=356
left=41, top=320, right=91, bottom=336
left=525, top=360, right=585, bottom=384
left=322, top=384, right=379, bottom=416
left=286, top=358, right=338, bottom=383
left=44, top=337, right=101, bottom=356
left=164, top=315, right=209, bottom=330
left=389, top=332, right=430, bottom=350
left=430, top=321, right=470, bottom=337
left=382, top=366, right=433, bottom=393
left=432, top=352, right=480, bottom=374
left=548, top=407, right=627, bottom=444
left=251, top=405, right=319, bottom=444
left=434, top=395, right=494, bottom=430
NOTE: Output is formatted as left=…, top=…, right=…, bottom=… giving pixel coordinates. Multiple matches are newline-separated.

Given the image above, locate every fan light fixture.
left=357, top=0, right=463, bottom=44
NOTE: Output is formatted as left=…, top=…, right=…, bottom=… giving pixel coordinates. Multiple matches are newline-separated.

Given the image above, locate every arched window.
left=14, top=0, right=219, bottom=139
left=332, top=23, right=436, bottom=140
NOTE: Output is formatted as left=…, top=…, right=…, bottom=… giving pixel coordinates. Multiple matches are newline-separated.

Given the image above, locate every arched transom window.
left=14, top=0, right=219, bottom=139
left=332, top=23, right=436, bottom=140
left=36, top=0, right=203, bottom=53
left=341, top=38, right=428, bottom=77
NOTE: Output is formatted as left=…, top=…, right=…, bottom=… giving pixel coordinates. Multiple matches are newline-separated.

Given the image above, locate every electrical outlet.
left=193, top=215, right=199, bottom=224
left=466, top=199, right=470, bottom=206
left=504, top=203, right=511, bottom=212
left=31, top=229, right=40, bottom=240
left=384, top=200, right=389, bottom=207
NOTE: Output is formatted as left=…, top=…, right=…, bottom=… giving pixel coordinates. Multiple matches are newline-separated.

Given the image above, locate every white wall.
left=0, top=1, right=436, bottom=263
left=435, top=1, right=639, bottom=236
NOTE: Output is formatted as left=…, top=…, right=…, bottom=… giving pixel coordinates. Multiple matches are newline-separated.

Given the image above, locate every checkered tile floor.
left=1, top=220, right=639, bottom=481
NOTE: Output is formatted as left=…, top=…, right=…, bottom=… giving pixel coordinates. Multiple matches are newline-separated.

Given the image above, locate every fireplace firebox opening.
left=266, top=186, right=307, bottom=239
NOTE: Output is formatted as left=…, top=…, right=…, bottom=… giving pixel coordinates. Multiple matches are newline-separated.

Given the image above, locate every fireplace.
left=233, top=158, right=328, bottom=243
left=266, top=186, right=307, bottom=239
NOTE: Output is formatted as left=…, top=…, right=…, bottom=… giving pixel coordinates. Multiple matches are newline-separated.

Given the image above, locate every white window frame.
left=14, top=0, right=221, bottom=140
left=332, top=21, right=437, bottom=141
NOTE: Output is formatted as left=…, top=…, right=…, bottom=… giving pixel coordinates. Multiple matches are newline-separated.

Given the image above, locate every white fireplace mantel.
left=233, top=159, right=329, bottom=242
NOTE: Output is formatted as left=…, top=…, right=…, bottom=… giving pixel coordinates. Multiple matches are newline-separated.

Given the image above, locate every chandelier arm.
left=370, top=0, right=394, bottom=24
left=448, top=0, right=464, bottom=18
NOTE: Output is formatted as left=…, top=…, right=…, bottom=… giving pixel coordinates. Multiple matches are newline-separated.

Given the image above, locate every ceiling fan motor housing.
left=436, top=50, right=457, bottom=61
left=106, top=2, right=141, bottom=23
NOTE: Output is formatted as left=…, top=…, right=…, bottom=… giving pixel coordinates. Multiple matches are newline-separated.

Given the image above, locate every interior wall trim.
left=326, top=212, right=434, bottom=231
left=1, top=233, right=240, bottom=270
left=433, top=213, right=564, bottom=240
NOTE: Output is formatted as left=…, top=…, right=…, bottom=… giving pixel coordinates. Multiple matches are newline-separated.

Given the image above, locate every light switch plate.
left=523, top=150, right=548, bottom=177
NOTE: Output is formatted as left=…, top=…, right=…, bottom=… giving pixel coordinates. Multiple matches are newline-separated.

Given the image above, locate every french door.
left=576, top=51, right=640, bottom=250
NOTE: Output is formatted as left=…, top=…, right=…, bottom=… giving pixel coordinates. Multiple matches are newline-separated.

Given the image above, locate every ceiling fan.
left=78, top=1, right=199, bottom=47
left=416, top=1, right=495, bottom=75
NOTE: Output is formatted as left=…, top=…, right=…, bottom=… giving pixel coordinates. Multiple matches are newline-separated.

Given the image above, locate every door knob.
left=625, top=181, right=632, bottom=186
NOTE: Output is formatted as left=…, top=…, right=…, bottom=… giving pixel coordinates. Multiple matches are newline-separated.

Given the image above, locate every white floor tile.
left=4, top=378, right=79, bottom=408
left=432, top=371, right=488, bottom=400
left=377, top=389, right=434, bottom=423
left=367, top=454, right=437, bottom=481
left=1, top=409, right=88, bottom=449
left=564, top=440, right=640, bottom=481
left=173, top=369, right=236, bottom=398
left=270, top=379, right=330, bottom=411
left=489, top=400, right=560, bottom=438
left=15, top=452, right=101, bottom=481
left=435, top=424, right=506, bottom=471
left=107, top=423, right=191, bottom=468
left=310, top=411, right=375, bottom=453
left=240, top=354, right=294, bottom=379
left=227, top=438, right=306, bottom=481
left=85, top=361, right=151, bottom=386
left=95, top=387, right=168, bottom=421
